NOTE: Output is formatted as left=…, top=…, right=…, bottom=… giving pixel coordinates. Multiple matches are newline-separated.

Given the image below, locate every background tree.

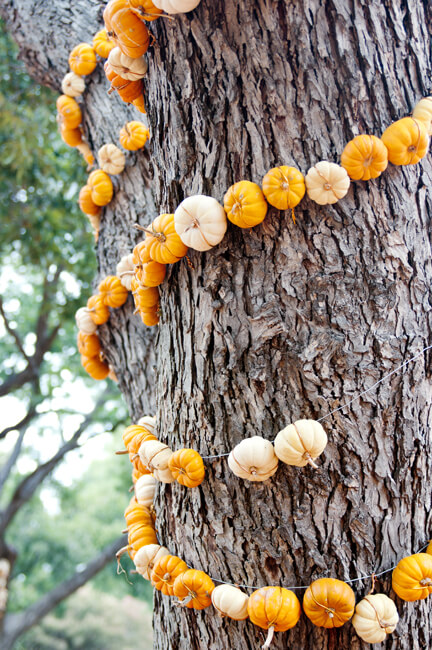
left=1, top=1, right=432, bottom=649
left=0, top=19, right=152, bottom=649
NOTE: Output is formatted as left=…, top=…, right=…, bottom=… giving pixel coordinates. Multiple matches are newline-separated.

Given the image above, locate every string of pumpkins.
left=119, top=420, right=432, bottom=648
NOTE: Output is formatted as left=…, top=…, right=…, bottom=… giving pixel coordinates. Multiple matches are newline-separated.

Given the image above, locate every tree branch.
left=0, top=296, right=30, bottom=362
left=1, top=535, right=126, bottom=648
left=0, top=400, right=40, bottom=440
left=0, top=389, right=111, bottom=535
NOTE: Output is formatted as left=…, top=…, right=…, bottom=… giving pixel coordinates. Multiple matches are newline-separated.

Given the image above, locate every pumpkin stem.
left=129, top=484, right=134, bottom=493
left=116, top=545, right=130, bottom=559
left=133, top=224, right=166, bottom=242
left=118, top=270, right=135, bottom=277
left=175, top=594, right=194, bottom=607
left=262, top=626, right=275, bottom=649
left=291, top=207, right=296, bottom=224
left=305, top=453, right=319, bottom=469
left=366, top=573, right=377, bottom=595
left=121, top=528, right=128, bottom=534
left=115, top=449, right=129, bottom=455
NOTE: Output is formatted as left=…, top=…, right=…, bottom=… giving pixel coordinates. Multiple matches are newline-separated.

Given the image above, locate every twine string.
left=201, top=344, right=432, bottom=461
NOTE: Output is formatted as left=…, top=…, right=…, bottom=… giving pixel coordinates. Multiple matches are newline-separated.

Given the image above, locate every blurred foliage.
left=7, top=439, right=153, bottom=612
left=15, top=585, right=153, bottom=650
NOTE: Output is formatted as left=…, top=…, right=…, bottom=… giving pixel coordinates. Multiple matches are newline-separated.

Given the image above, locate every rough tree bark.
left=2, top=1, right=432, bottom=648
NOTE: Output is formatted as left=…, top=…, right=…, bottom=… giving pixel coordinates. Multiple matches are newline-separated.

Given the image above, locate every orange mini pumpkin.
left=262, top=166, right=305, bottom=218
left=128, top=523, right=158, bottom=552
left=392, top=553, right=432, bottom=601
left=79, top=185, right=102, bottom=217
left=56, top=95, right=82, bottom=129
left=341, top=134, right=388, bottom=180
left=87, top=295, right=110, bottom=325
left=77, top=331, right=101, bottom=358
left=124, top=503, right=154, bottom=529
left=60, top=125, right=83, bottom=147
left=145, top=213, right=188, bottom=264
left=139, top=306, right=160, bottom=327
left=173, top=569, right=215, bottom=609
left=381, top=117, right=429, bottom=165
left=224, top=180, right=268, bottom=228
left=119, top=121, right=149, bottom=150
left=132, top=239, right=152, bottom=265
left=68, top=43, right=97, bottom=76
left=87, top=170, right=114, bottom=207
left=128, top=0, right=163, bottom=21
left=93, top=29, right=116, bottom=58
left=104, top=0, right=151, bottom=58
left=168, top=449, right=205, bottom=488
left=123, top=424, right=157, bottom=453
left=303, top=578, right=355, bottom=628
left=81, top=354, right=110, bottom=380
left=248, top=586, right=301, bottom=648
left=98, top=275, right=129, bottom=308
left=151, top=554, right=188, bottom=596
left=131, top=451, right=152, bottom=475
left=132, top=281, right=160, bottom=310
left=135, top=260, right=166, bottom=287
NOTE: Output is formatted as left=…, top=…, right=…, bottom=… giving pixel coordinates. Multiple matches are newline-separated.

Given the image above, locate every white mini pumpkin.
left=116, top=253, right=135, bottom=290
left=134, top=544, right=170, bottom=580
left=135, top=474, right=157, bottom=508
left=107, top=47, right=148, bottom=81
left=211, top=584, right=249, bottom=620
left=137, top=414, right=156, bottom=434
left=228, top=437, right=278, bottom=482
left=139, top=440, right=173, bottom=471
left=305, top=161, right=350, bottom=205
left=153, top=0, right=201, bottom=14
left=274, top=419, right=327, bottom=468
left=152, top=466, right=176, bottom=483
left=61, top=72, right=85, bottom=97
left=174, top=195, right=227, bottom=251
left=75, top=307, right=97, bottom=334
left=352, top=594, right=399, bottom=643
left=412, top=96, right=432, bottom=135
left=98, top=143, right=126, bottom=175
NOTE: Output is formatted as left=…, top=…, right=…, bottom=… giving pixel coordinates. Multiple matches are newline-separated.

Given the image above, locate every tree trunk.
left=2, top=1, right=432, bottom=648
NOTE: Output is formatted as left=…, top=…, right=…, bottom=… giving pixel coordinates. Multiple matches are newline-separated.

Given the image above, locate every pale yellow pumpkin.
left=305, top=161, right=350, bottom=205
left=228, top=437, right=278, bottom=482
left=98, top=143, right=126, bottom=175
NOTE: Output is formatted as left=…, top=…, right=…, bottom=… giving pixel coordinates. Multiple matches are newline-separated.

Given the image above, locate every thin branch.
left=0, top=400, right=40, bottom=440
left=0, top=389, right=111, bottom=535
left=2, top=535, right=126, bottom=647
left=0, top=296, right=30, bottom=362
left=0, top=430, right=26, bottom=495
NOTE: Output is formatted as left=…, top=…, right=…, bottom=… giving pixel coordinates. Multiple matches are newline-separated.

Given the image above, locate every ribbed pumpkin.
left=352, top=594, right=399, bottom=644
left=93, top=29, right=116, bottom=58
left=412, top=96, right=432, bottom=135
left=104, top=0, right=151, bottom=58
left=68, top=43, right=97, bottom=76
left=128, top=0, right=163, bottom=20
left=78, top=185, right=102, bottom=217
left=262, top=166, right=305, bottom=218
left=119, top=121, right=149, bottom=150
left=392, top=553, right=432, bottom=601
left=151, top=554, right=188, bottom=596
left=211, top=584, right=249, bottom=620
left=132, top=239, right=152, bottom=266
left=134, top=544, right=170, bottom=580
left=223, top=180, right=268, bottom=228
left=340, top=134, right=388, bottom=180
left=305, top=161, right=350, bottom=205
left=98, top=275, right=129, bottom=308
left=77, top=331, right=101, bottom=358
left=134, top=474, right=157, bottom=508
left=98, top=143, right=126, bottom=175
left=131, top=452, right=152, bottom=475
left=81, top=354, right=110, bottom=380
left=87, top=295, right=110, bottom=325
left=61, top=72, right=85, bottom=98
left=168, top=449, right=205, bottom=487
left=108, top=47, right=148, bottom=81
left=145, top=213, right=188, bottom=264
left=104, top=61, right=144, bottom=102
left=87, top=170, right=114, bottom=206
left=56, top=95, right=82, bottom=129
left=303, top=578, right=355, bottom=628
left=60, top=125, right=83, bottom=147
left=124, top=500, right=154, bottom=528
left=122, top=424, right=157, bottom=453
left=139, top=306, right=160, bottom=327
left=248, top=586, right=301, bottom=649
left=132, top=280, right=160, bottom=309
left=173, top=570, right=215, bottom=609
left=153, top=0, right=201, bottom=14
left=128, top=523, right=158, bottom=552
left=135, top=261, right=166, bottom=287
left=75, top=307, right=97, bottom=335
left=381, top=117, right=429, bottom=165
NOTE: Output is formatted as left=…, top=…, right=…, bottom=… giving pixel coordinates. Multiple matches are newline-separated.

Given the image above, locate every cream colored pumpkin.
left=153, top=0, right=201, bottom=14
left=305, top=161, right=350, bottom=205
left=75, top=307, right=97, bottom=334
left=107, top=47, right=148, bottom=81
left=412, top=96, right=432, bottom=135
left=274, top=419, right=327, bottom=468
left=211, top=584, right=249, bottom=620
left=135, top=474, right=157, bottom=508
left=228, top=437, right=278, bottom=482
left=352, top=594, right=399, bottom=644
left=134, top=544, right=170, bottom=580
left=61, top=72, right=85, bottom=97
left=139, top=440, right=173, bottom=471
left=137, top=414, right=156, bottom=434
left=152, top=466, right=176, bottom=483
left=174, top=195, right=227, bottom=251
left=116, top=253, right=135, bottom=290
left=98, top=144, right=126, bottom=175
